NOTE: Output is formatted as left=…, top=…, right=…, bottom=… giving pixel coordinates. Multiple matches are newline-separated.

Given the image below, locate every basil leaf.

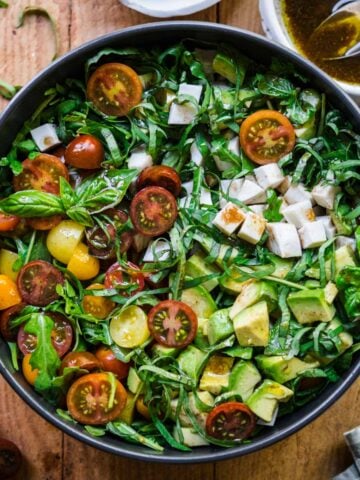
left=0, top=190, right=64, bottom=217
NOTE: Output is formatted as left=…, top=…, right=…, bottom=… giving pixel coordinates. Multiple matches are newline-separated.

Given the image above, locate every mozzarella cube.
left=228, top=136, right=240, bottom=156
left=254, top=163, right=285, bottom=189
left=244, top=174, right=257, bottom=183
left=267, top=223, right=302, bottom=258
left=143, top=240, right=171, bottom=262
left=238, top=213, right=266, bottom=244
left=336, top=236, right=356, bottom=251
left=220, top=178, right=244, bottom=201
left=249, top=204, right=267, bottom=217
left=128, top=146, right=153, bottom=170
left=30, top=123, right=61, bottom=152
left=282, top=200, right=316, bottom=228
left=182, top=181, right=194, bottom=196
left=213, top=202, right=246, bottom=236
left=238, top=180, right=267, bottom=205
left=317, top=215, right=336, bottom=239
left=284, top=183, right=313, bottom=204
left=214, top=155, right=233, bottom=172
left=178, top=196, right=191, bottom=208
left=168, top=84, right=203, bottom=125
left=190, top=141, right=204, bottom=166
left=299, top=221, right=327, bottom=249
left=277, top=175, right=292, bottom=195
left=311, top=183, right=340, bottom=210
left=279, top=197, right=289, bottom=215
left=200, top=189, right=212, bottom=206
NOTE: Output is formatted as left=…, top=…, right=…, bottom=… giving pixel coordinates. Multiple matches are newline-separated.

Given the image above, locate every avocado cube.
left=212, top=51, right=248, bottom=85
left=118, top=391, right=136, bottom=425
left=219, top=266, right=251, bottom=294
left=246, top=379, right=294, bottom=422
left=170, top=391, right=214, bottom=428
left=287, top=288, right=336, bottom=324
left=230, top=280, right=278, bottom=320
left=173, top=427, right=209, bottom=447
left=327, top=318, right=353, bottom=354
left=305, top=245, right=356, bottom=280
left=181, top=284, right=217, bottom=319
left=152, top=344, right=179, bottom=359
left=194, top=317, right=210, bottom=349
left=227, top=360, right=262, bottom=401
left=200, top=354, right=234, bottom=395
left=256, top=355, right=319, bottom=384
left=127, top=367, right=143, bottom=394
left=233, top=301, right=270, bottom=347
left=208, top=308, right=234, bottom=345
left=177, top=345, right=207, bottom=383
left=185, top=252, right=220, bottom=292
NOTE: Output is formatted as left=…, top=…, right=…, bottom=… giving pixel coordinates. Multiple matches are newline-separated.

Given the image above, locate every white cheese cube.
left=317, top=215, right=336, bottom=239
left=213, top=202, right=246, bottom=236
left=298, top=221, right=327, bottom=249
left=200, top=189, right=212, bottom=206
left=238, top=213, right=266, bottom=245
left=182, top=181, right=194, bottom=196
left=277, top=175, right=292, bottom=195
left=228, top=136, right=240, bottom=156
left=284, top=183, right=313, bottom=205
left=143, top=240, right=171, bottom=262
left=282, top=200, right=316, bottom=228
left=244, top=174, right=257, bottom=183
left=311, top=182, right=340, bottom=210
left=128, top=146, right=153, bottom=170
left=254, top=164, right=285, bottom=189
left=267, top=223, right=302, bottom=258
left=238, top=180, right=267, bottom=205
left=249, top=204, right=267, bottom=217
left=257, top=406, right=279, bottom=427
left=279, top=197, right=289, bottom=215
left=214, top=155, right=233, bottom=172
left=190, top=141, right=204, bottom=166
left=30, top=123, right=61, bottom=152
left=178, top=196, right=191, bottom=208
left=336, top=236, right=356, bottom=251
left=168, top=84, right=203, bottom=125
left=220, top=178, right=244, bottom=201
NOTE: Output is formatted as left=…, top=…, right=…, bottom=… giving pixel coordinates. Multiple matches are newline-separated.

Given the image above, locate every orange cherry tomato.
left=0, top=303, right=25, bottom=341
left=64, top=134, right=105, bottom=169
left=136, top=166, right=182, bottom=197
left=82, top=283, right=115, bottom=319
left=22, top=353, right=39, bottom=385
left=13, top=154, right=69, bottom=194
left=26, top=215, right=63, bottom=231
left=136, top=396, right=151, bottom=421
left=87, top=63, right=143, bottom=117
left=66, top=372, right=127, bottom=425
left=59, top=351, right=100, bottom=375
left=0, top=275, right=21, bottom=310
left=95, top=345, right=130, bottom=380
left=239, top=110, right=296, bottom=165
left=0, top=213, right=20, bottom=232
left=206, top=402, right=256, bottom=441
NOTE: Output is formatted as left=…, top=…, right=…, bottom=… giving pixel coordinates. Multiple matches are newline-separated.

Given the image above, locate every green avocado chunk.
left=185, top=252, right=220, bottom=292
left=181, top=284, right=217, bottom=319
left=200, top=354, right=234, bottom=395
left=255, top=355, right=319, bottom=384
left=229, top=280, right=278, bottom=320
left=246, top=380, right=294, bottom=422
left=305, top=245, right=356, bottom=280
left=212, top=51, right=248, bottom=85
left=287, top=288, right=336, bottom=324
left=207, top=308, right=234, bottom=345
left=233, top=301, right=270, bottom=347
left=177, top=345, right=207, bottom=383
left=227, top=360, right=262, bottom=401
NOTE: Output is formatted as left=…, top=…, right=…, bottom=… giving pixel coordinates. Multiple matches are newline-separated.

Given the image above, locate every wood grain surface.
left=0, top=1, right=359, bottom=479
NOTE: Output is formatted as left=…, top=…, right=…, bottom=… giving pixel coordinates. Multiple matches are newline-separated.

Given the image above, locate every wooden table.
left=0, top=1, right=359, bottom=478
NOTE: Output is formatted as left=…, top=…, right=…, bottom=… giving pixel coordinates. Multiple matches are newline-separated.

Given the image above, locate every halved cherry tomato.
left=95, top=345, right=130, bottom=380
left=67, top=372, right=127, bottom=425
left=82, top=283, right=115, bottom=319
left=136, top=396, right=151, bottom=421
left=13, top=154, right=69, bottom=194
left=17, top=260, right=64, bottom=306
left=239, top=110, right=296, bottom=165
left=46, top=219, right=85, bottom=264
left=110, top=305, right=150, bottom=348
left=87, top=63, right=143, bottom=117
left=59, top=351, right=100, bottom=375
left=0, top=275, right=22, bottom=310
left=50, top=145, right=66, bottom=162
left=17, top=312, right=73, bottom=357
left=26, top=215, right=63, bottom=231
left=0, top=438, right=22, bottom=479
left=22, top=353, right=39, bottom=385
left=67, top=243, right=100, bottom=281
left=147, top=300, right=197, bottom=348
left=136, top=166, right=182, bottom=197
left=0, top=213, right=20, bottom=232
left=0, top=302, right=25, bottom=341
left=206, top=402, right=256, bottom=441
left=130, top=186, right=178, bottom=237
left=64, top=134, right=104, bottom=170
left=104, top=261, right=145, bottom=296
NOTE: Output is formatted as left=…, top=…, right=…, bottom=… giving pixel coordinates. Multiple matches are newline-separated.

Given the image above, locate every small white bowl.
left=259, top=0, right=360, bottom=103
left=120, top=0, right=220, bottom=18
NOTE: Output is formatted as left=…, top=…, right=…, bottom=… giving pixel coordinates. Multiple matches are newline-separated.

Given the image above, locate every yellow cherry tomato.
left=0, top=274, right=21, bottom=310
left=82, top=283, right=115, bottom=319
left=67, top=243, right=100, bottom=281
left=46, top=220, right=85, bottom=264
left=0, top=249, right=19, bottom=281
left=110, top=305, right=150, bottom=348
left=136, top=395, right=151, bottom=421
left=22, top=353, right=39, bottom=385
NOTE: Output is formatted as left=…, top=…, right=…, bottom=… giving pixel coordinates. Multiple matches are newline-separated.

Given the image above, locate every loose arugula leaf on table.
left=0, top=79, right=21, bottom=100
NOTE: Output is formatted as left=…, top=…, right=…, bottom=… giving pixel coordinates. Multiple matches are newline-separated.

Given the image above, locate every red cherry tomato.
left=136, top=166, right=182, bottom=197
left=0, top=213, right=20, bottom=232
left=95, top=345, right=130, bottom=380
left=64, top=134, right=105, bottom=170
left=86, top=63, right=143, bottom=117
left=13, top=154, right=69, bottom=194
left=66, top=372, right=127, bottom=425
left=206, top=402, right=256, bottom=441
left=0, top=438, right=22, bottom=479
left=130, top=186, right=178, bottom=237
left=239, top=110, right=296, bottom=165
left=0, top=303, right=26, bottom=341
left=26, top=215, right=63, bottom=231
left=16, top=260, right=64, bottom=306
left=104, top=261, right=145, bottom=296
left=60, top=351, right=100, bottom=375
left=147, top=300, right=197, bottom=348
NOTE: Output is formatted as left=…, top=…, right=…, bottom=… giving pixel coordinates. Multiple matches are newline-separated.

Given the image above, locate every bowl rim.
left=0, top=20, right=359, bottom=463
left=119, top=0, right=221, bottom=18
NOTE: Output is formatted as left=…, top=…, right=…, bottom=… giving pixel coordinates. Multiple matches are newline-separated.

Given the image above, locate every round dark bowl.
left=0, top=21, right=359, bottom=464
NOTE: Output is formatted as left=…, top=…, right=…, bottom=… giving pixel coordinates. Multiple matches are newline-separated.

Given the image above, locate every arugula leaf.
left=0, top=79, right=21, bottom=100
left=264, top=189, right=283, bottom=222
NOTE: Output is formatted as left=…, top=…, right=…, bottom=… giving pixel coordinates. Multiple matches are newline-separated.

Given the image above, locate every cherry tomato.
left=17, top=260, right=64, bottom=306
left=46, top=219, right=85, bottom=264
left=50, top=145, right=66, bottom=162
left=17, top=312, right=73, bottom=357
left=59, top=351, right=100, bottom=375
left=110, top=305, right=150, bottom=348
left=95, top=345, right=130, bottom=380
left=0, top=213, right=20, bottom=232
left=13, top=154, right=69, bottom=194
left=82, top=283, right=115, bottom=319
left=64, top=134, right=105, bottom=170
left=130, top=186, right=178, bottom=237
left=104, top=261, right=145, bottom=296
left=22, top=353, right=39, bottom=385
left=26, top=215, right=63, bottom=231
left=86, top=63, right=143, bottom=117
left=0, top=438, right=22, bottom=479
left=206, top=402, right=256, bottom=441
left=66, top=372, right=127, bottom=425
left=147, top=300, right=197, bottom=348
left=0, top=275, right=22, bottom=310
left=239, top=110, right=296, bottom=165
left=136, top=166, right=182, bottom=197
left=0, top=249, right=19, bottom=282
left=0, top=303, right=25, bottom=341
left=136, top=396, right=151, bottom=421
left=67, top=243, right=100, bottom=281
